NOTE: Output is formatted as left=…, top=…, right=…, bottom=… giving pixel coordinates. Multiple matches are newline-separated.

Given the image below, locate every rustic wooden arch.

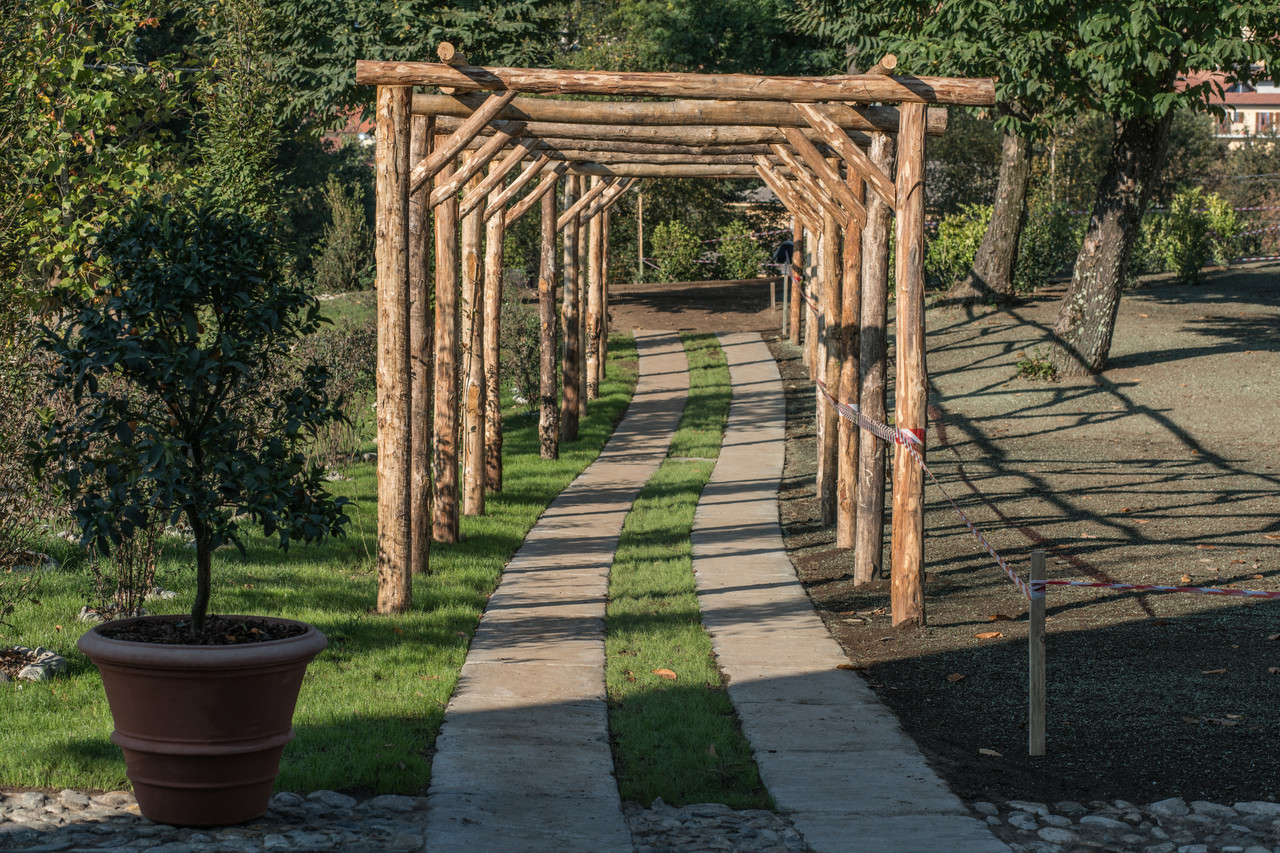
left=356, top=48, right=996, bottom=627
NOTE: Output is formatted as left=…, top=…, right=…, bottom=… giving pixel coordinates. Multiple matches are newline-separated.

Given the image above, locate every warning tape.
left=813, top=378, right=1033, bottom=599
left=1232, top=255, right=1280, bottom=263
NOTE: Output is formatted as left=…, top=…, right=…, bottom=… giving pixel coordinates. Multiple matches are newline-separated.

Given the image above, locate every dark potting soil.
left=98, top=616, right=307, bottom=645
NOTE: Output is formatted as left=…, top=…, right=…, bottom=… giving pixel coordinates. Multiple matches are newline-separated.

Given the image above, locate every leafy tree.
left=35, top=198, right=350, bottom=634
left=650, top=220, right=703, bottom=282
left=796, top=0, right=1280, bottom=374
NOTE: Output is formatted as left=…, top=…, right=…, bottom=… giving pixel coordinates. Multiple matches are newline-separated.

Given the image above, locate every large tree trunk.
left=1050, top=113, right=1173, bottom=377
left=946, top=131, right=1031, bottom=304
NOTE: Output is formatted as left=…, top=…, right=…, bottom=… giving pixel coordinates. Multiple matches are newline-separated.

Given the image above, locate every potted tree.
left=35, top=198, right=350, bottom=826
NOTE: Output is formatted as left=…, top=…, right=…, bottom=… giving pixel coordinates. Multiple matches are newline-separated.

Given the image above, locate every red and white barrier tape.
left=1034, top=579, right=1280, bottom=600
left=701, top=228, right=791, bottom=245
left=813, top=378, right=1033, bottom=599
left=1232, top=255, right=1280, bottom=263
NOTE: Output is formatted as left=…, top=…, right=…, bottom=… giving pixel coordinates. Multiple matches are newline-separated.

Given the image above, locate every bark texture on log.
left=503, top=162, right=569, bottom=226
left=1050, top=113, right=1173, bottom=377
left=432, top=144, right=461, bottom=544
left=408, top=114, right=433, bottom=578
left=585, top=180, right=603, bottom=400
left=560, top=175, right=581, bottom=441
left=855, top=133, right=895, bottom=585
left=356, top=60, right=997, bottom=106
left=483, top=203, right=505, bottom=492
left=790, top=221, right=803, bottom=345
left=460, top=164, right=485, bottom=516
left=947, top=131, right=1032, bottom=304
left=890, top=104, right=927, bottom=628
left=375, top=86, right=413, bottom=613
left=538, top=185, right=559, bottom=459
left=836, top=177, right=864, bottom=550
left=816, top=205, right=841, bottom=527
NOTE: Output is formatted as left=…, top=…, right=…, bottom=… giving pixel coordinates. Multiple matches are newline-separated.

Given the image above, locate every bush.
left=1156, top=187, right=1213, bottom=284
left=1205, top=192, right=1245, bottom=267
left=926, top=203, right=991, bottom=288
left=651, top=220, right=703, bottom=283
left=714, top=221, right=767, bottom=280
left=1014, top=195, right=1082, bottom=292
left=311, top=176, right=375, bottom=293
left=499, top=270, right=541, bottom=412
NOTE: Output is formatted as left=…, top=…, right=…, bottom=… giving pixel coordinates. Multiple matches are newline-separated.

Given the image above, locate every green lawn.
left=605, top=333, right=771, bottom=809
left=0, top=332, right=639, bottom=794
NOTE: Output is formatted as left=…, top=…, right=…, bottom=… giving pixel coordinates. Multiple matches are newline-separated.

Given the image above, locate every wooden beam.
left=408, top=90, right=518, bottom=194
left=557, top=176, right=615, bottom=230
left=565, top=162, right=764, bottom=178
left=481, top=153, right=555, bottom=219
left=580, top=177, right=635, bottom=222
left=431, top=138, right=461, bottom=544
left=503, top=162, right=569, bottom=227
left=545, top=150, right=764, bottom=166
left=428, top=120, right=527, bottom=209
left=769, top=144, right=850, bottom=228
left=374, top=85, right=413, bottom=614
left=436, top=115, right=869, bottom=148
left=413, top=92, right=949, bottom=135
left=866, top=54, right=898, bottom=76
left=794, top=103, right=896, bottom=210
left=780, top=127, right=866, bottom=230
left=753, top=159, right=820, bottom=232
left=537, top=184, right=559, bottom=460
left=457, top=136, right=540, bottom=217
left=356, top=61, right=998, bottom=106
left=890, top=103, right=928, bottom=628
left=408, top=114, right=433, bottom=579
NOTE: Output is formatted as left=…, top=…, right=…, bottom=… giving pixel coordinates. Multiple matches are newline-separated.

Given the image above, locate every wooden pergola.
left=356, top=49, right=996, bottom=627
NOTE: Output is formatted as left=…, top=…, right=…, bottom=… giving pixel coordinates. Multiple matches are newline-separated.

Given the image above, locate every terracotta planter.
left=77, top=615, right=326, bottom=827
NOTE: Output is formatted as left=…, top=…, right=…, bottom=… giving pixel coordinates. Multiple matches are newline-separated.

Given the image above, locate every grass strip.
left=0, top=334, right=639, bottom=795
left=605, top=332, right=772, bottom=809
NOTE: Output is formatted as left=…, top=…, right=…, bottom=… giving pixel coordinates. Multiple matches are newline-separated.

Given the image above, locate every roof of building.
left=1179, top=70, right=1280, bottom=107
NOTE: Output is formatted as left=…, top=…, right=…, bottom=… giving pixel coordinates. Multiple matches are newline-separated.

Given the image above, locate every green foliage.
left=499, top=272, right=541, bottom=412
left=291, top=315, right=377, bottom=470
left=1013, top=194, right=1081, bottom=293
left=311, top=175, right=374, bottom=293
left=1015, top=348, right=1057, bottom=382
left=1144, top=188, right=1245, bottom=284
left=651, top=220, right=703, bottom=283
left=926, top=204, right=990, bottom=288
left=3, top=0, right=190, bottom=293
left=714, top=221, right=767, bottom=280
left=194, top=0, right=285, bottom=222
left=1204, top=193, right=1245, bottom=268
left=928, top=109, right=1004, bottom=214
left=34, top=197, right=350, bottom=632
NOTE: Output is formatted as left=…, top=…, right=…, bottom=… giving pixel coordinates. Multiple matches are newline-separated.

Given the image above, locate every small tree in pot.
left=33, top=196, right=351, bottom=826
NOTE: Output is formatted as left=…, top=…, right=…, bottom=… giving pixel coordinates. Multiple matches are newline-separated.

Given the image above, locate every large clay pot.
left=77, top=615, right=326, bottom=827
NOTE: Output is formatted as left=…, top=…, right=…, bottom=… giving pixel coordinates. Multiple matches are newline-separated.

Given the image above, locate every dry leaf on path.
left=1197, top=544, right=1218, bottom=550
left=978, top=748, right=1002, bottom=756
left=837, top=663, right=868, bottom=672
left=1136, top=519, right=1151, bottom=524
left=1263, top=534, right=1280, bottom=541
left=706, top=744, right=717, bottom=757
left=653, top=668, right=678, bottom=681
left=974, top=631, right=1003, bottom=640
left=946, top=673, right=966, bottom=683
left=1201, top=668, right=1227, bottom=675
left=1181, top=575, right=1194, bottom=583
left=989, top=613, right=1015, bottom=622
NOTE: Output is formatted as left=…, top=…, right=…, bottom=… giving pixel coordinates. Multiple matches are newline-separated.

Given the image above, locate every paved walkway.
left=425, top=329, right=1007, bottom=852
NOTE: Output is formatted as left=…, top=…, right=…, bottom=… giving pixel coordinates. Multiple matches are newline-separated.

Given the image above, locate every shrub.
left=1156, top=187, right=1213, bottom=284
left=499, top=271, right=541, bottom=412
left=1205, top=193, right=1245, bottom=267
left=311, top=175, right=375, bottom=293
left=651, top=220, right=703, bottom=283
left=1015, top=348, right=1057, bottom=381
left=715, top=221, right=766, bottom=280
left=1014, top=195, right=1082, bottom=292
left=926, top=203, right=990, bottom=288
left=87, top=513, right=163, bottom=621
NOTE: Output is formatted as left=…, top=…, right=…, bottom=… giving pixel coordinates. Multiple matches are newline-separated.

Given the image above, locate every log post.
left=636, top=191, right=644, bottom=283
left=854, top=133, right=895, bottom=584
left=483, top=181, right=505, bottom=492
left=538, top=182, right=559, bottom=459
left=375, top=85, right=413, bottom=613
left=409, top=114, right=434, bottom=576
left=561, top=174, right=581, bottom=441
left=585, top=178, right=603, bottom=399
left=576, top=193, right=589, bottom=420
left=461, top=160, right=485, bottom=516
left=600, top=205, right=611, bottom=374
left=816, top=196, right=841, bottom=527
left=789, top=219, right=803, bottom=345
left=890, top=103, right=928, bottom=627
left=1029, top=550, right=1047, bottom=756
left=432, top=140, right=461, bottom=544
left=836, top=174, right=864, bottom=549
left=804, top=226, right=819, bottom=378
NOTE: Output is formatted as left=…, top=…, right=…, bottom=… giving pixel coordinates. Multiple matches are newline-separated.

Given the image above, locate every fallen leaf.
left=224, top=634, right=237, bottom=643
left=989, top=613, right=1014, bottom=622
left=1264, top=534, right=1280, bottom=541
left=1268, top=634, right=1280, bottom=641
left=1253, top=574, right=1265, bottom=580
left=624, top=670, right=636, bottom=682
left=1202, top=668, right=1227, bottom=675
left=1081, top=533, right=1098, bottom=539
left=392, top=628, right=404, bottom=634
left=1181, top=575, right=1194, bottom=584
left=1206, top=718, right=1239, bottom=727
left=1270, top=667, right=1280, bottom=675
left=1120, top=507, right=1132, bottom=513
left=946, top=673, right=966, bottom=683
left=1226, top=713, right=1243, bottom=719
left=455, top=631, right=467, bottom=638
left=974, top=631, right=1004, bottom=640
left=418, top=675, right=440, bottom=680
left=837, top=663, right=868, bottom=672
left=978, top=748, right=1002, bottom=756
left=1136, top=519, right=1151, bottom=524
left=54, top=625, right=62, bottom=632
left=706, top=744, right=717, bottom=757
left=653, top=668, right=678, bottom=681
left=1182, top=716, right=1199, bottom=723
left=1197, top=544, right=1218, bottom=550
left=1138, top=313, right=1149, bottom=317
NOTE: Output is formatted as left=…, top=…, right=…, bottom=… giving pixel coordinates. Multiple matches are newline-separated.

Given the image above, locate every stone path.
left=424, top=329, right=689, bottom=852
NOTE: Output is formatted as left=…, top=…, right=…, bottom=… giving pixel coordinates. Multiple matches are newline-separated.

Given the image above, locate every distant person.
left=772, top=240, right=794, bottom=269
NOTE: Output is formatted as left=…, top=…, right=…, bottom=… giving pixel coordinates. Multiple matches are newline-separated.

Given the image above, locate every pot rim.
left=78, top=614, right=327, bottom=671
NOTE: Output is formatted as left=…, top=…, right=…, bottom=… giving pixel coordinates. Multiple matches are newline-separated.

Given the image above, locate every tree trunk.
left=946, top=131, right=1031, bottom=304
left=538, top=185, right=559, bottom=459
left=1050, top=113, right=1173, bottom=377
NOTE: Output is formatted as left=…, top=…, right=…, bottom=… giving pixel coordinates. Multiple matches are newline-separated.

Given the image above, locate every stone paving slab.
left=424, top=330, right=689, bottom=853
left=692, top=332, right=1009, bottom=853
